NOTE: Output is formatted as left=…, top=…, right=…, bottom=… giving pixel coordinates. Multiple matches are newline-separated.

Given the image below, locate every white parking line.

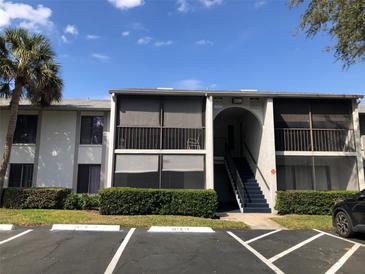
left=246, top=229, right=282, bottom=244
left=227, top=231, right=284, bottom=274
left=104, top=227, right=136, bottom=274
left=313, top=229, right=365, bottom=248
left=324, top=243, right=361, bottom=274
left=0, top=229, right=33, bottom=245
left=269, top=232, right=324, bottom=263
left=51, top=224, right=120, bottom=232
left=148, top=226, right=214, bottom=233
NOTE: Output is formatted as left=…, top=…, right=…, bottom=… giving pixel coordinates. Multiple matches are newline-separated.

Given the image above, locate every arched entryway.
left=213, top=106, right=269, bottom=212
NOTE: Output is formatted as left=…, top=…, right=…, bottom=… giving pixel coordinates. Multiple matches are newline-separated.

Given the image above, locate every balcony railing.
left=116, top=126, right=205, bottom=150
left=275, top=128, right=355, bottom=152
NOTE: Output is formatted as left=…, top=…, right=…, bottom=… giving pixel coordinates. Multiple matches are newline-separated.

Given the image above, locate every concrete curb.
left=51, top=224, right=120, bottom=232
left=0, top=224, right=15, bottom=231
left=148, top=226, right=215, bottom=233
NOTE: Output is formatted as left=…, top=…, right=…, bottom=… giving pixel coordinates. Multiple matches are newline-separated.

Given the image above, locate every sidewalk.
left=217, top=212, right=285, bottom=230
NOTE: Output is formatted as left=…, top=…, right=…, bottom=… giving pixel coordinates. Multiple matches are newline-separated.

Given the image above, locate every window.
left=80, top=116, right=104, bottom=144
left=274, top=100, right=310, bottom=128
left=77, top=164, right=101, bottom=193
left=276, top=156, right=359, bottom=191
left=311, top=100, right=352, bottom=129
left=8, top=164, right=33, bottom=187
left=113, top=154, right=206, bottom=189
left=161, top=155, right=205, bottom=189
left=114, top=155, right=159, bottom=188
left=13, top=115, right=38, bottom=144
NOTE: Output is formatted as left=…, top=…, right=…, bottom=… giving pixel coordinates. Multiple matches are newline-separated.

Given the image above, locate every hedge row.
left=99, top=187, right=217, bottom=218
left=2, top=187, right=71, bottom=209
left=275, top=190, right=358, bottom=215
left=64, top=193, right=100, bottom=210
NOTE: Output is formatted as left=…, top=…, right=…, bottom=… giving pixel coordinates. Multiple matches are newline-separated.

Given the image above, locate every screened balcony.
left=274, top=99, right=355, bottom=152
left=116, top=95, right=205, bottom=150
left=275, top=128, right=355, bottom=152
left=116, top=127, right=205, bottom=149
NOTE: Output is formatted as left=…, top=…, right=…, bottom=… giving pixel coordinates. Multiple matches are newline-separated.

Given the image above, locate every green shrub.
left=80, top=194, right=99, bottom=210
left=64, top=193, right=100, bottom=210
left=275, top=190, right=358, bottom=215
left=64, top=192, right=82, bottom=210
left=99, top=187, right=217, bottom=218
left=2, top=187, right=71, bottom=209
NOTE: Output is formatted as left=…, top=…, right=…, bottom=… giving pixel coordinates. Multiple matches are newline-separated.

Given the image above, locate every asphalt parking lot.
left=1, top=227, right=364, bottom=274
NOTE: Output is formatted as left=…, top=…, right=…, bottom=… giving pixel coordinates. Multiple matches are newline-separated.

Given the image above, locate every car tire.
left=334, top=210, right=354, bottom=238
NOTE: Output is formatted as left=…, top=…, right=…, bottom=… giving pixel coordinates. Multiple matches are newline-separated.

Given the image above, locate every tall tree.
left=0, top=28, right=63, bottom=203
left=290, top=0, right=365, bottom=67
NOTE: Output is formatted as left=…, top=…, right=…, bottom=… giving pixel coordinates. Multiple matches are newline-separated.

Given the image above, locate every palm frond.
left=0, top=27, right=63, bottom=106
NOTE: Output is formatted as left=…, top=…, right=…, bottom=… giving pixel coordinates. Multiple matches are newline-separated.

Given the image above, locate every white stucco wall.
left=36, top=111, right=77, bottom=188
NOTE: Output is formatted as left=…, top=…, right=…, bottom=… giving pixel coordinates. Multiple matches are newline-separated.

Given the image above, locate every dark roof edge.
left=109, top=88, right=363, bottom=99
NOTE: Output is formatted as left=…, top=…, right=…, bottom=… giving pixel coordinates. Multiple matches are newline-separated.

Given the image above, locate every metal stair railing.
left=224, top=149, right=245, bottom=213
left=243, top=142, right=270, bottom=192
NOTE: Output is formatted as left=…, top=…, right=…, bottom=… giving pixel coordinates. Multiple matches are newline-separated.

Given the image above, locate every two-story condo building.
left=1, top=88, right=364, bottom=213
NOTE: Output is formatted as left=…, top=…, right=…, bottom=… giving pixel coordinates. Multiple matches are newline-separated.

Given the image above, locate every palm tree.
left=0, top=28, right=63, bottom=203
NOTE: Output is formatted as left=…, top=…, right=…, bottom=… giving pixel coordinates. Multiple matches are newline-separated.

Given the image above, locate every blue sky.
left=1, top=0, right=365, bottom=98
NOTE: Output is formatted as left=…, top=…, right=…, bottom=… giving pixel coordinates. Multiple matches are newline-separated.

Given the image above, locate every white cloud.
left=137, top=36, right=152, bottom=45
left=64, top=24, right=78, bottom=35
left=86, top=34, right=100, bottom=40
left=175, top=79, right=203, bottom=90
left=122, top=31, right=130, bottom=37
left=91, top=53, right=110, bottom=62
left=0, top=1, right=53, bottom=31
left=61, top=35, right=68, bottom=43
left=108, top=0, right=144, bottom=10
left=154, top=40, right=173, bottom=47
left=176, top=0, right=191, bottom=13
left=254, top=0, right=267, bottom=9
left=199, top=0, right=223, bottom=8
left=195, top=39, right=213, bottom=46
left=176, top=0, right=222, bottom=13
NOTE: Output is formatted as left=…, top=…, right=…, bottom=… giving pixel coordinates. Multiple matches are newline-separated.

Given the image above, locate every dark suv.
left=333, top=189, right=365, bottom=238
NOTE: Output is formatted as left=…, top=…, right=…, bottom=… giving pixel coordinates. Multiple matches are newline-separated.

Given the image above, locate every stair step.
left=244, top=207, right=272, bottom=213
left=245, top=185, right=261, bottom=189
left=245, top=191, right=264, bottom=195
left=246, top=194, right=265, bottom=199
left=245, top=202, right=270, bottom=208
left=245, top=197, right=267, bottom=204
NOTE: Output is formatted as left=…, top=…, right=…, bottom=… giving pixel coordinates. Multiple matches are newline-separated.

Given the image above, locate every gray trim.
left=32, top=110, right=42, bottom=186
left=110, top=88, right=363, bottom=99
left=72, top=111, right=81, bottom=191
left=0, top=98, right=110, bottom=111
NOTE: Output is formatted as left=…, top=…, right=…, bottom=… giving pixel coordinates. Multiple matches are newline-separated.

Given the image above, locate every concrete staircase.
left=234, top=158, right=271, bottom=213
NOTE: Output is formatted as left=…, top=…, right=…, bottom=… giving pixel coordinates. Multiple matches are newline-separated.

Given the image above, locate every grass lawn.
left=0, top=209, right=248, bottom=229
left=271, top=214, right=333, bottom=230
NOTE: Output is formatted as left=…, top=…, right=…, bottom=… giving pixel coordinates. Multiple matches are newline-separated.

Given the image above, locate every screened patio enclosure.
left=113, top=95, right=206, bottom=188
left=274, top=99, right=355, bottom=152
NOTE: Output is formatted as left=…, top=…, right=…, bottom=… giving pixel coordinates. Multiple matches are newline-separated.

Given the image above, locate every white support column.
left=205, top=95, right=214, bottom=189
left=352, top=100, right=365, bottom=190
left=264, top=98, right=278, bottom=210
left=106, top=93, right=117, bottom=188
